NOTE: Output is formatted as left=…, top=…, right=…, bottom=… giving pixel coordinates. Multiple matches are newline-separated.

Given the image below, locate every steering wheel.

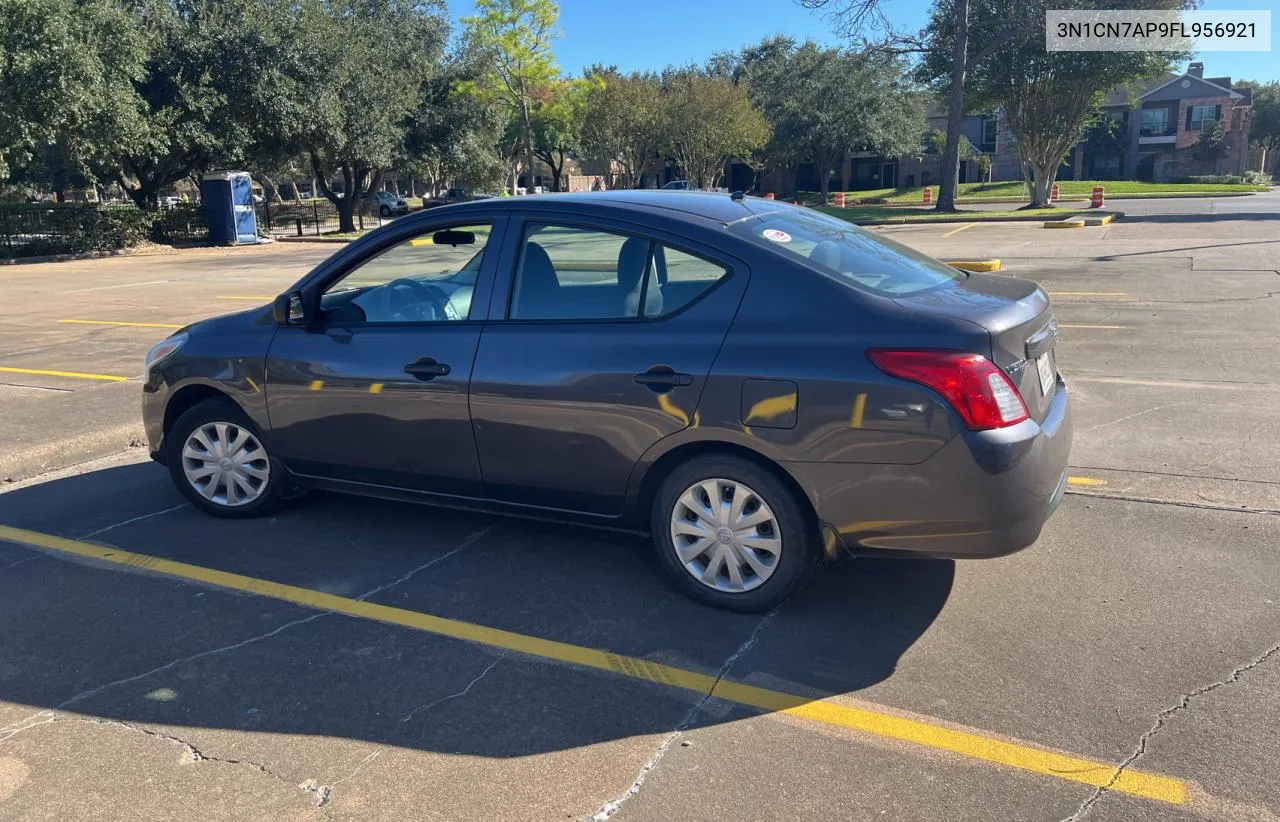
left=380, top=278, right=456, bottom=322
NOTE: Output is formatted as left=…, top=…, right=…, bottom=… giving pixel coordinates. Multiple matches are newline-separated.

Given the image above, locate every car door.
left=265, top=219, right=505, bottom=495
left=469, top=216, right=748, bottom=516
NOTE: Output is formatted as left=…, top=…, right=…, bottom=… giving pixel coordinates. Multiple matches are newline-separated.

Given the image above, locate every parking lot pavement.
left=2, top=193, right=1279, bottom=820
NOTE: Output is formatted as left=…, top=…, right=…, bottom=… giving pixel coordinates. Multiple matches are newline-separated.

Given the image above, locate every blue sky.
left=450, top=0, right=1280, bottom=83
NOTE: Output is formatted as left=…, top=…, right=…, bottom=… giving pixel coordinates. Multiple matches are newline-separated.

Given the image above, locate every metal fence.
left=259, top=198, right=397, bottom=237
left=0, top=203, right=154, bottom=258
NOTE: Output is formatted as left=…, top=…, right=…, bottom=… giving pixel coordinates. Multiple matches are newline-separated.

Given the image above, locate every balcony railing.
left=1139, top=126, right=1174, bottom=138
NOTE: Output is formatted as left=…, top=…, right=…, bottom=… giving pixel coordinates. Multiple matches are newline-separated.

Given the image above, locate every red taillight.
left=866, top=349, right=1029, bottom=430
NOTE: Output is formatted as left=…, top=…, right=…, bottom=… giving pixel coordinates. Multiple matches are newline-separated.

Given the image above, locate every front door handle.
left=634, top=366, right=693, bottom=391
left=403, top=357, right=451, bottom=380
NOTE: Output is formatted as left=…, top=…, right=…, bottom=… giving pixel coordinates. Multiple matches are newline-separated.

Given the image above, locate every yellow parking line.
left=1068, top=476, right=1108, bottom=487
left=941, top=223, right=978, bottom=238
left=0, top=366, right=129, bottom=382
left=1048, top=292, right=1127, bottom=297
left=215, top=295, right=274, bottom=301
left=59, top=320, right=184, bottom=329
left=1059, top=324, right=1130, bottom=330
left=0, top=523, right=1188, bottom=805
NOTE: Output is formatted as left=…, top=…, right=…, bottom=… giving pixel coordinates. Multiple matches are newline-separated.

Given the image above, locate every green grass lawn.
left=811, top=180, right=1268, bottom=205
left=815, top=205, right=1081, bottom=223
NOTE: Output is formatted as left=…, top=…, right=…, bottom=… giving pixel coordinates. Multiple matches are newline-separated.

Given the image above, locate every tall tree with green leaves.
left=659, top=70, right=771, bottom=190
left=961, top=0, right=1185, bottom=206
left=405, top=58, right=507, bottom=196
left=738, top=39, right=922, bottom=201
left=578, top=68, right=664, bottom=189
left=298, top=0, right=450, bottom=232
left=1242, top=81, right=1280, bottom=175
left=0, top=0, right=146, bottom=191
left=530, top=77, right=593, bottom=191
left=458, top=0, right=560, bottom=194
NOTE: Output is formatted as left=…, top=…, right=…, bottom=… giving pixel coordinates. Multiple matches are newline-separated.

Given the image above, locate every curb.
left=1043, top=217, right=1085, bottom=229
left=943, top=260, right=1002, bottom=272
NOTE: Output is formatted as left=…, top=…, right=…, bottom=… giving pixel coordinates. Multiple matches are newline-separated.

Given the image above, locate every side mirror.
left=273, top=292, right=305, bottom=325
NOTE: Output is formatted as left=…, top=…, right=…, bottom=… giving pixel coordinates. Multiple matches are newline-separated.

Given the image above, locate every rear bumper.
left=788, top=375, right=1072, bottom=560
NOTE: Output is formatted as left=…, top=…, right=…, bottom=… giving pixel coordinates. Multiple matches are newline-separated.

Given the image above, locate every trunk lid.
left=892, top=273, right=1059, bottom=423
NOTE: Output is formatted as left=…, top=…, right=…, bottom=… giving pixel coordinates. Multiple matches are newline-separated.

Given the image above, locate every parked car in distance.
left=661, top=180, right=690, bottom=190
left=374, top=190, right=409, bottom=217
left=426, top=188, right=494, bottom=207
left=142, top=191, right=1071, bottom=611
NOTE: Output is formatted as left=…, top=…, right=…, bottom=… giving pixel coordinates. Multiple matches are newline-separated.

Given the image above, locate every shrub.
left=1186, top=174, right=1243, bottom=184
left=1243, top=170, right=1273, bottom=185
left=0, top=203, right=157, bottom=258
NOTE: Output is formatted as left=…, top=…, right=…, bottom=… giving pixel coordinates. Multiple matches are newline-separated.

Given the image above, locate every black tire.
left=166, top=397, right=286, bottom=518
left=651, top=455, right=816, bottom=612
left=379, top=204, right=391, bottom=218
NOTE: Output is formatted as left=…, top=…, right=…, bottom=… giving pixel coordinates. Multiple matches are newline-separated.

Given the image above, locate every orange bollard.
left=764, top=192, right=774, bottom=200
left=923, top=186, right=933, bottom=205
left=1050, top=183, right=1060, bottom=202
left=1090, top=185, right=1104, bottom=208
left=833, top=192, right=846, bottom=208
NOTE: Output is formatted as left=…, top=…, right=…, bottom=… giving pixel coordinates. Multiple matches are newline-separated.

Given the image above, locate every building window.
left=981, top=117, right=998, bottom=152
left=1140, top=108, right=1170, bottom=137
left=1189, top=105, right=1218, bottom=132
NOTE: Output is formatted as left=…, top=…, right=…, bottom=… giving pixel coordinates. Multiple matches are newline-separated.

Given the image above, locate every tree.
left=738, top=40, right=922, bottom=201
left=405, top=59, right=506, bottom=196
left=579, top=68, right=664, bottom=189
left=962, top=0, right=1185, bottom=207
left=299, top=0, right=450, bottom=232
left=1243, top=81, right=1280, bottom=175
left=458, top=0, right=560, bottom=195
left=0, top=0, right=146, bottom=190
left=530, top=77, right=593, bottom=191
left=1192, top=121, right=1228, bottom=167
left=800, top=0, right=1038, bottom=211
left=659, top=70, right=771, bottom=190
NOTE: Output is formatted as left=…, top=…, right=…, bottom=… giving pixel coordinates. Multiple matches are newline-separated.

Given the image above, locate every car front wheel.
left=167, top=398, right=285, bottom=518
left=651, top=456, right=815, bottom=611
left=379, top=204, right=391, bottom=218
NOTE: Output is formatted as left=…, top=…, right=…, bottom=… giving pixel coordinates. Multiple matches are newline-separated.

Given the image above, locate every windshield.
left=728, top=209, right=964, bottom=296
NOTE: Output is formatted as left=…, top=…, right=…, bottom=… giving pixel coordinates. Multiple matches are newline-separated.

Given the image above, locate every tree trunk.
left=936, top=0, right=970, bottom=212
left=819, top=161, right=831, bottom=204
left=1028, top=162, right=1057, bottom=208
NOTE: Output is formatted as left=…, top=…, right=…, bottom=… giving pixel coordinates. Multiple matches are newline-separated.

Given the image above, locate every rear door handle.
left=634, top=366, right=693, bottom=390
left=403, top=357, right=451, bottom=380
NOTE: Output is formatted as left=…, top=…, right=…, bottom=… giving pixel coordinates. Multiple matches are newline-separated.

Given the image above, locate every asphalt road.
left=1, top=193, right=1278, bottom=821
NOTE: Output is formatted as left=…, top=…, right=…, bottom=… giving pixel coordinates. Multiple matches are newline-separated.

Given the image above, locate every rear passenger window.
left=652, top=246, right=729, bottom=315
left=509, top=223, right=728, bottom=321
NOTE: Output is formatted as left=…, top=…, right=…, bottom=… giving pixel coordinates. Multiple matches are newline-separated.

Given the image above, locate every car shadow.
left=0, top=461, right=954, bottom=759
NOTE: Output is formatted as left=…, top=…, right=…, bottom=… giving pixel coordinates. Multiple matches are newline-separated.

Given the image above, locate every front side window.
left=320, top=223, right=491, bottom=324
left=728, top=209, right=963, bottom=296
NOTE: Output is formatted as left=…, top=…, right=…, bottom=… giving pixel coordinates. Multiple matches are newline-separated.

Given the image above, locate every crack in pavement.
left=399, top=658, right=501, bottom=725
left=1064, top=488, right=1280, bottom=517
left=0, top=554, right=40, bottom=572
left=587, top=608, right=781, bottom=821
left=1062, top=641, right=1280, bottom=822
left=0, top=516, right=506, bottom=809
left=1, top=713, right=334, bottom=816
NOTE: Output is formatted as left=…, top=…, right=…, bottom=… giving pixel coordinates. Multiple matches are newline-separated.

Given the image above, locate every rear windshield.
left=727, top=209, right=964, bottom=295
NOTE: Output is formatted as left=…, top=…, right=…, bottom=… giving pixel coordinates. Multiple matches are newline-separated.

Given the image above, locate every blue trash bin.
left=201, top=171, right=259, bottom=245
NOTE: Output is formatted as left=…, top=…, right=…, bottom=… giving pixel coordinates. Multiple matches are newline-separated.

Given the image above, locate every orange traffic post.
left=1090, top=185, right=1104, bottom=208
left=765, top=192, right=774, bottom=200
left=1050, top=183, right=1060, bottom=202
left=833, top=192, right=846, bottom=208
left=923, top=186, right=933, bottom=205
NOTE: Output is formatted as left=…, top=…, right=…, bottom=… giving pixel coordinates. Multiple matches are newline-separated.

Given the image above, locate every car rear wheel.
left=652, top=456, right=815, bottom=611
left=379, top=204, right=391, bottom=218
left=167, top=398, right=285, bottom=518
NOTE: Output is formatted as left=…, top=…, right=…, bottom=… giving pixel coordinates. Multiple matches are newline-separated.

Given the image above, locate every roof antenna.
left=730, top=190, right=746, bottom=201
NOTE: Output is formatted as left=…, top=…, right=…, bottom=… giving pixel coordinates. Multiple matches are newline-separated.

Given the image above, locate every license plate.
left=1036, top=352, right=1055, bottom=396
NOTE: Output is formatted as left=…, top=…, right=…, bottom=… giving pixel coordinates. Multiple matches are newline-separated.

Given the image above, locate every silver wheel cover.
left=181, top=421, right=270, bottom=507
left=670, top=478, right=782, bottom=593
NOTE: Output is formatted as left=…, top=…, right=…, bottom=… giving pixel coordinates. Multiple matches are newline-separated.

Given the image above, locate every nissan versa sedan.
left=142, top=191, right=1071, bottom=611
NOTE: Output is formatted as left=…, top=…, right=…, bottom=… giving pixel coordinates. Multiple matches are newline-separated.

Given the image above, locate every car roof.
left=438, top=190, right=789, bottom=225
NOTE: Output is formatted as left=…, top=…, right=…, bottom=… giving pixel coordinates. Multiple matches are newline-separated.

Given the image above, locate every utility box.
left=200, top=171, right=258, bottom=245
